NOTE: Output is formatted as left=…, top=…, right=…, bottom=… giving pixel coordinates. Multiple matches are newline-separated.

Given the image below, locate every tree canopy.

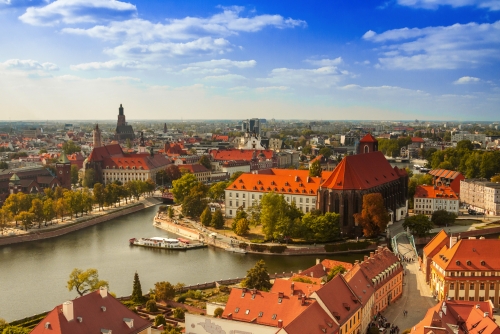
left=309, top=160, right=322, bottom=177
left=403, top=214, right=434, bottom=237
left=241, top=260, right=272, bottom=291
left=431, top=210, right=457, bottom=227
left=354, top=193, right=390, bottom=238
left=154, top=281, right=176, bottom=302
left=172, top=173, right=199, bottom=203
left=131, top=271, right=144, bottom=303
left=67, top=268, right=109, bottom=296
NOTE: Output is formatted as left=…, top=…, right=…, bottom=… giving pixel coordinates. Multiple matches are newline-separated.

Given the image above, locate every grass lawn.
left=453, top=219, right=483, bottom=226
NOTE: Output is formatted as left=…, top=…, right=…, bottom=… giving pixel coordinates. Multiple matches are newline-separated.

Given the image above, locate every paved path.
left=382, top=235, right=436, bottom=331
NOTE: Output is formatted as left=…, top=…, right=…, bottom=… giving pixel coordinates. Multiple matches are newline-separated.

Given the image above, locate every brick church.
left=115, top=104, right=135, bottom=141
left=317, top=134, right=408, bottom=236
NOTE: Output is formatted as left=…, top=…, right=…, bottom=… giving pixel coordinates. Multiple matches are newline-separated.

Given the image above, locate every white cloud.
left=255, top=86, right=289, bottom=92
left=396, top=0, right=500, bottom=11
left=70, top=60, right=157, bottom=71
left=305, top=57, right=343, bottom=66
left=1, top=59, right=59, bottom=71
left=203, top=73, right=246, bottom=81
left=260, top=66, right=350, bottom=88
left=185, top=59, right=256, bottom=69
left=19, top=0, right=137, bottom=26
left=363, top=21, right=500, bottom=69
left=454, top=76, right=481, bottom=84
left=104, top=37, right=232, bottom=59
left=180, top=67, right=229, bottom=75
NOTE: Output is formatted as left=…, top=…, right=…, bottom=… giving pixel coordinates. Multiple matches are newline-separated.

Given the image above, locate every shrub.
left=213, top=307, right=224, bottom=318
left=176, top=295, right=186, bottom=303
left=158, top=206, right=168, bottom=212
left=218, top=285, right=230, bottom=293
left=249, top=244, right=269, bottom=252
left=324, top=241, right=372, bottom=252
left=173, top=308, right=185, bottom=320
left=145, top=299, right=158, bottom=312
left=250, top=239, right=265, bottom=243
left=154, top=314, right=167, bottom=327
left=269, top=245, right=287, bottom=253
left=238, top=242, right=248, bottom=249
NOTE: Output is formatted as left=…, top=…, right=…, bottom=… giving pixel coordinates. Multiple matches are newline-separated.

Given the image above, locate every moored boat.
left=224, top=247, right=247, bottom=254
left=129, top=237, right=206, bottom=250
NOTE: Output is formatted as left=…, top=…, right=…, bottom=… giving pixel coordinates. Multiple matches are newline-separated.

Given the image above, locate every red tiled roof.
left=432, top=238, right=500, bottom=271
left=360, top=133, right=377, bottom=143
left=411, top=137, right=425, bottom=143
left=283, top=302, right=338, bottom=334
left=226, top=169, right=329, bottom=195
left=311, top=275, right=361, bottom=326
left=423, top=230, right=449, bottom=259
left=320, top=151, right=401, bottom=190
left=321, top=259, right=354, bottom=272
left=88, top=144, right=171, bottom=170
left=30, top=289, right=151, bottom=334
left=358, top=247, right=401, bottom=282
left=180, top=164, right=210, bottom=173
left=210, top=149, right=274, bottom=161
left=414, top=185, right=459, bottom=200
left=88, top=144, right=124, bottom=161
left=343, top=265, right=375, bottom=306
left=270, top=278, right=322, bottom=297
left=222, top=288, right=313, bottom=328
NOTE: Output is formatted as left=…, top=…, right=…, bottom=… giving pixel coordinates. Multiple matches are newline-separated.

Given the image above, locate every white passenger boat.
left=225, top=247, right=247, bottom=254
left=129, top=237, right=207, bottom=250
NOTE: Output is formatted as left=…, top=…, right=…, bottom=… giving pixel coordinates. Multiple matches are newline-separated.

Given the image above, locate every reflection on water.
left=0, top=206, right=366, bottom=321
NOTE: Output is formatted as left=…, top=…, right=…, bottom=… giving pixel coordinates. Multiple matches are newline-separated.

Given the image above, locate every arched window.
left=364, top=145, right=369, bottom=153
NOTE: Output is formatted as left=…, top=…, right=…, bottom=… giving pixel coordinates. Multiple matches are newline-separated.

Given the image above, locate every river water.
left=0, top=206, right=367, bottom=322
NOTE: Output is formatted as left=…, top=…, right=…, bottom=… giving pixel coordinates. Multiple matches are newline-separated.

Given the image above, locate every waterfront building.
left=115, top=104, right=135, bottom=141
left=224, top=169, right=332, bottom=218
left=428, top=169, right=465, bottom=195
left=30, top=287, right=151, bottom=334
left=209, top=148, right=278, bottom=171
left=460, top=179, right=500, bottom=216
left=179, top=164, right=211, bottom=183
left=428, top=235, right=500, bottom=308
left=414, top=185, right=459, bottom=216
left=317, top=136, right=408, bottom=235
left=357, top=247, right=403, bottom=315
left=83, top=144, right=171, bottom=185
left=409, top=300, right=499, bottom=334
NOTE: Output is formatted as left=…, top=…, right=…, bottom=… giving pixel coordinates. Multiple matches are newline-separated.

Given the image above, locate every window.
left=460, top=283, right=465, bottom=290
left=236, top=193, right=239, bottom=198
left=450, top=283, right=455, bottom=290
left=300, top=198, right=303, bottom=203
left=242, top=194, right=245, bottom=198
left=252, top=194, right=254, bottom=199
left=459, top=297, right=465, bottom=301
left=480, top=283, right=484, bottom=290
left=490, top=283, right=495, bottom=290
left=306, top=198, right=309, bottom=203
left=229, top=192, right=232, bottom=197
left=469, top=297, right=475, bottom=301
left=272, top=314, right=277, bottom=320
left=470, top=283, right=474, bottom=290
left=230, top=201, right=232, bottom=206
left=479, top=297, right=485, bottom=301
left=229, top=210, right=232, bottom=215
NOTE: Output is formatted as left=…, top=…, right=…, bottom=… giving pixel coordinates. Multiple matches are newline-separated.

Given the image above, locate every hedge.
left=239, top=242, right=248, bottom=249
left=324, top=241, right=373, bottom=252
left=269, top=245, right=287, bottom=253
left=249, top=244, right=268, bottom=252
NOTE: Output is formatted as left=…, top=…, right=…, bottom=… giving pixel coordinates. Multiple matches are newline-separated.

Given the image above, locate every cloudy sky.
left=0, top=0, right=499, bottom=121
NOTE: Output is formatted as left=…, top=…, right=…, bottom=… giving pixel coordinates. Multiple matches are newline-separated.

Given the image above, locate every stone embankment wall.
left=0, top=204, right=146, bottom=247
left=154, top=217, right=201, bottom=240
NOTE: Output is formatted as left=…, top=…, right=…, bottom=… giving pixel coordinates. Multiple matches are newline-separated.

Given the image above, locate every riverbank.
left=0, top=197, right=161, bottom=247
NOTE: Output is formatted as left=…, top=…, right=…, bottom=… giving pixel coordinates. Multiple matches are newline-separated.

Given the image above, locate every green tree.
left=131, top=271, right=144, bottom=303
left=309, top=160, right=322, bottom=177
left=62, top=140, right=81, bottom=154
left=83, top=168, right=96, bottom=188
left=492, top=174, right=500, bottom=183
left=241, top=260, right=272, bottom=291
left=200, top=207, right=212, bottom=227
left=247, top=201, right=262, bottom=226
left=431, top=210, right=457, bottom=227
left=198, top=155, right=212, bottom=171
left=354, top=193, right=390, bottom=238
left=326, top=264, right=347, bottom=282
left=29, top=198, right=44, bottom=229
left=1, top=326, right=30, bottom=334
left=234, top=218, right=250, bottom=236
left=300, top=211, right=340, bottom=242
left=93, top=183, right=105, bottom=211
left=208, top=181, right=228, bottom=202
left=71, top=165, right=79, bottom=185
left=156, top=169, right=168, bottom=186
left=146, top=300, right=158, bottom=312
left=67, top=268, right=109, bottom=296
left=165, top=164, right=182, bottom=183
left=0, top=161, right=8, bottom=169
left=172, top=308, right=185, bottom=320
left=172, top=173, right=198, bottom=203
left=167, top=206, right=174, bottom=219
left=154, top=281, right=176, bottom=302
left=154, top=314, right=167, bottom=327
left=229, top=171, right=244, bottom=183
left=55, top=197, right=67, bottom=221
left=43, top=198, right=55, bottom=226
left=211, top=209, right=224, bottom=229
left=181, top=183, right=208, bottom=218
left=0, top=208, right=11, bottom=235
left=319, top=147, right=333, bottom=159
left=3, top=193, right=21, bottom=227
left=213, top=307, right=224, bottom=318
left=403, top=214, right=434, bottom=237
left=456, top=140, right=474, bottom=151
left=302, top=145, right=312, bottom=155
left=15, top=211, right=35, bottom=231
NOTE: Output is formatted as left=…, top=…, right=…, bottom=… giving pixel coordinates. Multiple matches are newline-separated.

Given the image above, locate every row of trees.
left=0, top=179, right=155, bottom=232
left=403, top=210, right=457, bottom=237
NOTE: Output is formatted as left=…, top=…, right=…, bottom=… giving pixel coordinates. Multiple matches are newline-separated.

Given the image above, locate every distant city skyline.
left=0, top=0, right=499, bottom=121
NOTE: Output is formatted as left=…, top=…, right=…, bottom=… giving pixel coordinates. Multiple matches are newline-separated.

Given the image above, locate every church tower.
left=117, top=104, right=126, bottom=127
left=163, top=123, right=167, bottom=133
left=357, top=133, right=378, bottom=154
left=56, top=151, right=72, bottom=189
left=93, top=123, right=102, bottom=148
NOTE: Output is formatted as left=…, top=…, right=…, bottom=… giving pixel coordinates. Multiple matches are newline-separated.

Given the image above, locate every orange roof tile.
left=423, top=230, right=449, bottom=259
left=414, top=185, right=459, bottom=200
left=360, top=133, right=377, bottom=143
left=432, top=238, right=500, bottom=271
left=320, top=151, right=402, bottom=190
left=270, top=278, right=322, bottom=297
left=283, top=302, right=338, bottom=334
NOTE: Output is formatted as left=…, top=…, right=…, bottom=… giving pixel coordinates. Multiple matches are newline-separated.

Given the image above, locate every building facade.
left=428, top=236, right=500, bottom=308
left=414, top=185, right=459, bottom=215
left=460, top=179, right=500, bottom=216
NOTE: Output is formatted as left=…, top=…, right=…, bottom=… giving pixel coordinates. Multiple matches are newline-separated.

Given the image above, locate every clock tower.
left=56, top=151, right=72, bottom=189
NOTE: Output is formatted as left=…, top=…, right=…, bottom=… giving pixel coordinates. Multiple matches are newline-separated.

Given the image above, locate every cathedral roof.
left=359, top=133, right=377, bottom=143
left=58, top=151, right=70, bottom=164
left=320, top=151, right=401, bottom=190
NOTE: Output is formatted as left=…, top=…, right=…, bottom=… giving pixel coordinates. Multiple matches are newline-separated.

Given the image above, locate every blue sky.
left=0, top=0, right=499, bottom=121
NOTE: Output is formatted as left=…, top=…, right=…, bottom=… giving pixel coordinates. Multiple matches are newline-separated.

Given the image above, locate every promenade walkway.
left=383, top=235, right=435, bottom=331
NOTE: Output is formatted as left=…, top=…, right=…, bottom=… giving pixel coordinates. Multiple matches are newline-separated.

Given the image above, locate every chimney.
left=310, top=272, right=314, bottom=278
left=301, top=296, right=305, bottom=305
left=476, top=304, right=480, bottom=309
left=123, top=318, right=134, bottom=328
left=484, top=312, right=489, bottom=318
left=355, top=260, right=359, bottom=265
left=278, top=320, right=283, bottom=328
left=99, top=286, right=108, bottom=298
left=316, top=258, right=320, bottom=265
left=364, top=255, right=368, bottom=261
left=370, top=252, right=374, bottom=258
left=62, top=301, right=74, bottom=322
left=291, top=282, right=295, bottom=296
left=449, top=236, right=457, bottom=249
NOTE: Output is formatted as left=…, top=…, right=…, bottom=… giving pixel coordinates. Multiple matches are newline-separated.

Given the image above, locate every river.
left=0, top=205, right=367, bottom=322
